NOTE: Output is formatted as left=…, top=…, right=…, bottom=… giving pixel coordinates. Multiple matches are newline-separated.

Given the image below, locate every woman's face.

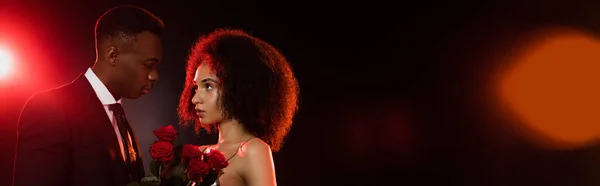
left=191, top=63, right=225, bottom=126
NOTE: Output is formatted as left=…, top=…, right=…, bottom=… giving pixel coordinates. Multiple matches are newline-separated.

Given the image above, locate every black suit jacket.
left=13, top=74, right=145, bottom=186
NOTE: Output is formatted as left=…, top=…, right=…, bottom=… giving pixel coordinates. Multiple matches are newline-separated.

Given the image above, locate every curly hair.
left=178, top=29, right=300, bottom=152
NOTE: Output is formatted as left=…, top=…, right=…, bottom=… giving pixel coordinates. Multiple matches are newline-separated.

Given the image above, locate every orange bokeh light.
left=501, top=28, right=600, bottom=148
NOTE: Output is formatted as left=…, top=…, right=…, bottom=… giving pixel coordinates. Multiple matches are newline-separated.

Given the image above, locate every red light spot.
left=0, top=47, right=14, bottom=79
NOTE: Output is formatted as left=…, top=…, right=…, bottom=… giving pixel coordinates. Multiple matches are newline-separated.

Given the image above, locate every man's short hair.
left=94, top=5, right=164, bottom=44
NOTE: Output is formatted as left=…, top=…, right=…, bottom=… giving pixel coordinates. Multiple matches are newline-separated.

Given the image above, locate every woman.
left=178, top=29, right=300, bottom=186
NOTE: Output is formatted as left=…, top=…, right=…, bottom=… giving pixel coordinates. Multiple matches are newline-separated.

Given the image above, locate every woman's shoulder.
left=235, top=138, right=276, bottom=185
left=239, top=138, right=272, bottom=157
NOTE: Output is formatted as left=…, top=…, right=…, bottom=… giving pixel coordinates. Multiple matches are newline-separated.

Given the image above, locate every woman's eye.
left=205, top=84, right=213, bottom=90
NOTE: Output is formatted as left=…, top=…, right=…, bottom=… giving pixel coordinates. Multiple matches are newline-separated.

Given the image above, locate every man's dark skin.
left=94, top=30, right=162, bottom=99
left=12, top=30, right=163, bottom=186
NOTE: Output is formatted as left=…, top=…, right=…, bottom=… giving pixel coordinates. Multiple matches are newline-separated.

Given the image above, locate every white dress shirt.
left=84, top=68, right=131, bottom=161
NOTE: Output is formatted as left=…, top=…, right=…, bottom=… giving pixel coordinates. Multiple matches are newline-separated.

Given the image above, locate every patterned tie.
left=108, top=103, right=144, bottom=183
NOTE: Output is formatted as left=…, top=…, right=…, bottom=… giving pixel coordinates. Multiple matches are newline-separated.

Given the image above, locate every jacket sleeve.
left=13, top=92, right=72, bottom=186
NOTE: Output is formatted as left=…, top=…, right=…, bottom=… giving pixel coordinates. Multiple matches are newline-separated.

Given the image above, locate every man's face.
left=115, top=31, right=162, bottom=99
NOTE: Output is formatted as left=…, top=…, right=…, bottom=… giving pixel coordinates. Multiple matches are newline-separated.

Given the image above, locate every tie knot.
left=108, top=103, right=125, bottom=115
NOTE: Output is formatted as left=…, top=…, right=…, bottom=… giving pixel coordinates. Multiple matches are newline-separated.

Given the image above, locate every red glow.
left=0, top=6, right=51, bottom=87
left=0, top=47, right=15, bottom=80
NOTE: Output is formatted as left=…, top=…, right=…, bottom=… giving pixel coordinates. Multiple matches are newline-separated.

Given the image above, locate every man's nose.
left=149, top=70, right=159, bottom=81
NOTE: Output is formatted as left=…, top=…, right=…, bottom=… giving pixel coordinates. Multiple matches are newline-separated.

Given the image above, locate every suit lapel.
left=71, top=74, right=128, bottom=185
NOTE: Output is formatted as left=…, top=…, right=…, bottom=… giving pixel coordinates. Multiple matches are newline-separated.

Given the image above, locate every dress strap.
left=225, top=138, right=256, bottom=161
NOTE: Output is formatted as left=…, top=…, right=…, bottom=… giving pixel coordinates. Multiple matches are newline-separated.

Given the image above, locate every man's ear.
left=107, top=46, right=119, bottom=66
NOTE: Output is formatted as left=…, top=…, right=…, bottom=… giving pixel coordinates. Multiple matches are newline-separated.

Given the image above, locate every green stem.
left=186, top=180, right=192, bottom=186
left=158, top=165, right=162, bottom=182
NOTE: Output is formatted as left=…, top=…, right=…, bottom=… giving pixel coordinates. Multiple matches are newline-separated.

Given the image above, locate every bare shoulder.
left=240, top=138, right=272, bottom=157
left=238, top=139, right=277, bottom=185
left=238, top=138, right=274, bottom=169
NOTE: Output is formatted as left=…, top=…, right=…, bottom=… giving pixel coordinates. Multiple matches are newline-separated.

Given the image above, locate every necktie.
left=108, top=103, right=144, bottom=183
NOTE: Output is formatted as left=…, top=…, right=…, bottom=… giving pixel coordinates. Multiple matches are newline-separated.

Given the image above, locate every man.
left=13, top=5, right=164, bottom=186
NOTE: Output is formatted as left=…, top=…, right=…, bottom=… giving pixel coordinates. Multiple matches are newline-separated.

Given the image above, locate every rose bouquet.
left=142, top=125, right=229, bottom=186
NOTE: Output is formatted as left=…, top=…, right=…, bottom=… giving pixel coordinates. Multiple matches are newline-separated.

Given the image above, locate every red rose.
left=182, top=144, right=201, bottom=159
left=187, top=158, right=210, bottom=182
left=205, top=149, right=229, bottom=171
left=182, top=144, right=201, bottom=166
left=153, top=125, right=178, bottom=142
left=149, top=141, right=174, bottom=164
